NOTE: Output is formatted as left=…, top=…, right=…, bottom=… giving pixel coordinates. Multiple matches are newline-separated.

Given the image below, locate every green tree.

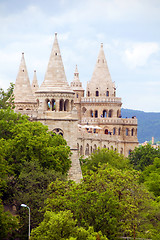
left=128, top=144, right=160, bottom=171
left=44, top=165, right=159, bottom=240
left=31, top=210, right=108, bottom=240
left=141, top=157, right=160, bottom=197
left=0, top=82, right=14, bottom=109
left=81, top=148, right=130, bottom=173
left=0, top=200, right=19, bottom=239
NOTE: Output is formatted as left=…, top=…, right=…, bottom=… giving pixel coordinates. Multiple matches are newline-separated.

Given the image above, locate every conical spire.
left=70, top=65, right=84, bottom=91
left=87, top=43, right=115, bottom=97
left=90, top=43, right=112, bottom=85
left=31, top=70, right=39, bottom=94
left=14, top=53, right=36, bottom=103
left=38, top=33, right=73, bottom=93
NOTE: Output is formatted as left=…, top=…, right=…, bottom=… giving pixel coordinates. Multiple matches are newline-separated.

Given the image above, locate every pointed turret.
left=14, top=53, right=36, bottom=103
left=87, top=43, right=116, bottom=97
left=70, top=65, right=84, bottom=91
left=38, top=33, right=73, bottom=93
left=31, top=70, right=39, bottom=94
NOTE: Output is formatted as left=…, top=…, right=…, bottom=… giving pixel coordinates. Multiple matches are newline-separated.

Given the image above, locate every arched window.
left=93, top=144, right=97, bottom=152
left=64, top=99, right=69, bottom=111
left=106, top=91, right=109, bottom=96
left=80, top=146, right=83, bottom=155
left=118, top=128, right=121, bottom=135
left=46, top=99, right=50, bottom=110
left=104, top=129, right=108, bottom=135
left=51, top=99, right=56, bottom=111
left=95, top=110, right=98, bottom=118
left=103, top=145, right=106, bottom=148
left=88, top=91, right=90, bottom=97
left=120, top=148, right=123, bottom=154
left=113, top=128, right=116, bottom=135
left=76, top=94, right=78, bottom=98
left=52, top=128, right=64, bottom=137
left=71, top=100, right=74, bottom=110
left=85, top=144, right=89, bottom=156
left=108, top=109, right=112, bottom=118
left=103, top=110, right=107, bottom=118
left=117, top=110, right=121, bottom=118
left=126, top=128, right=129, bottom=136
left=59, top=99, right=64, bottom=111
left=131, top=128, right=134, bottom=136
left=96, top=91, right=99, bottom=97
left=90, top=146, right=92, bottom=154
left=37, top=99, right=39, bottom=107
left=90, top=110, right=93, bottom=117
left=128, top=149, right=132, bottom=155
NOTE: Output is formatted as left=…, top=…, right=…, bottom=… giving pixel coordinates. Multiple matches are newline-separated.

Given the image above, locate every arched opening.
left=106, top=91, right=109, bottom=97
left=93, top=144, right=97, bottom=152
left=90, top=146, right=92, bottom=153
left=52, top=128, right=64, bottom=137
left=46, top=99, right=50, bottom=110
left=131, top=128, right=134, bottom=136
left=64, top=99, right=69, bottom=111
left=88, top=91, right=90, bottom=97
left=76, top=94, right=78, bottom=98
left=96, top=90, right=99, bottom=97
left=82, top=107, right=87, bottom=115
left=59, top=99, right=64, bottom=111
left=118, top=128, right=121, bottom=135
left=80, top=145, right=83, bottom=155
left=117, top=110, right=120, bottom=118
left=103, top=145, right=106, bottom=148
left=95, top=110, right=98, bottom=118
left=90, top=110, right=93, bottom=117
left=104, top=129, right=108, bottom=135
left=113, top=128, right=116, bottom=135
left=128, top=149, right=132, bottom=155
left=108, top=109, right=112, bottom=118
left=85, top=144, right=89, bottom=156
left=103, top=110, right=107, bottom=118
left=51, top=99, right=56, bottom=111
left=71, top=100, right=74, bottom=110
left=120, top=148, right=123, bottom=154
left=126, top=128, right=129, bottom=136
left=36, top=99, right=39, bottom=107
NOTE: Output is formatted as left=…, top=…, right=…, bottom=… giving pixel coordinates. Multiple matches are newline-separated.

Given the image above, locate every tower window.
left=106, top=91, right=109, bottom=96
left=55, top=53, right=57, bottom=55
left=95, top=110, right=98, bottom=118
left=88, top=91, right=90, bottom=97
left=96, top=91, right=99, bottom=97
left=77, top=94, right=78, bottom=98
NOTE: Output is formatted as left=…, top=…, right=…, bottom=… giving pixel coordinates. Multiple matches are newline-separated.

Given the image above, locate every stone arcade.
left=13, top=33, right=138, bottom=182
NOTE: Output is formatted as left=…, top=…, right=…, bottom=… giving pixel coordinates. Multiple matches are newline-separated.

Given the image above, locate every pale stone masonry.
left=13, top=33, right=138, bottom=183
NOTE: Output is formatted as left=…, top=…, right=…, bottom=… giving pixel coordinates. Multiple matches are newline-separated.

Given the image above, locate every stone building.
left=13, top=33, right=138, bottom=182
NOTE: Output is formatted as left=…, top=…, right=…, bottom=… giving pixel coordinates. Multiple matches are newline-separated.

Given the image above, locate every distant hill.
left=121, top=108, right=160, bottom=143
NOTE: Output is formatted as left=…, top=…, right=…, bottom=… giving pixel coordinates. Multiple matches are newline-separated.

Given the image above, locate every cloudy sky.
left=0, top=0, right=160, bottom=112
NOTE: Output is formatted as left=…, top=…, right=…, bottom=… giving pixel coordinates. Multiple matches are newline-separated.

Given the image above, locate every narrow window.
left=106, top=91, right=109, bottom=96
left=96, top=91, right=99, bottom=97
left=88, top=91, right=90, bottom=97
left=95, top=110, right=98, bottom=118
left=76, top=94, right=78, bottom=98
left=126, top=128, right=129, bottom=136
left=113, top=128, right=116, bottom=135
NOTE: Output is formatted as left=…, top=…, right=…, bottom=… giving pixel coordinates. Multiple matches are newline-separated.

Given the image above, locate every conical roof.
left=31, top=70, right=39, bottom=94
left=38, top=33, right=73, bottom=93
left=14, top=53, right=36, bottom=103
left=87, top=43, right=115, bottom=96
left=90, top=43, right=112, bottom=85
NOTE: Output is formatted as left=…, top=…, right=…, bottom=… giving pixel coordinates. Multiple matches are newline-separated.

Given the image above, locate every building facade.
left=13, top=33, right=138, bottom=182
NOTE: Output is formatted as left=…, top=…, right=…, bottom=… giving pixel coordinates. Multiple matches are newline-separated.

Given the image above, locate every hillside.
left=121, top=108, right=160, bottom=143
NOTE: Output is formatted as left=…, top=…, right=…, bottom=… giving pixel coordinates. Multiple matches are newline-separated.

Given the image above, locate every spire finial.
left=101, top=43, right=103, bottom=48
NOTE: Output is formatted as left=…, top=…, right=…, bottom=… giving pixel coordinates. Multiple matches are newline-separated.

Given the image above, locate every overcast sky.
left=0, top=0, right=160, bottom=112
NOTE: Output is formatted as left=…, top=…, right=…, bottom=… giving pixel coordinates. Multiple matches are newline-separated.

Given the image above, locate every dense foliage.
left=128, top=144, right=160, bottom=171
left=0, top=108, right=71, bottom=239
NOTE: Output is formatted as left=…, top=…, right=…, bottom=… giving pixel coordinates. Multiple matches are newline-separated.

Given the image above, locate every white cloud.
left=123, top=42, right=159, bottom=69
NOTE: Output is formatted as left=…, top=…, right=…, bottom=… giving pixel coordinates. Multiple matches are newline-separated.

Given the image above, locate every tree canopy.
left=0, top=82, right=14, bottom=109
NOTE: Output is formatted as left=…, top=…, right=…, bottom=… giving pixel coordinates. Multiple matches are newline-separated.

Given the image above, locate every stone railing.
left=81, top=97, right=122, bottom=104
left=81, top=117, right=137, bottom=125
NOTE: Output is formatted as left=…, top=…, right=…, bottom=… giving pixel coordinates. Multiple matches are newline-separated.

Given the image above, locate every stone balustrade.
left=81, top=117, right=137, bottom=125
left=81, top=97, right=122, bottom=103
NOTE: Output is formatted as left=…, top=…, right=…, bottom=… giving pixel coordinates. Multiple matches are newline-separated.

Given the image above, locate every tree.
left=81, top=148, right=130, bottom=173
left=31, top=210, right=108, bottom=240
left=0, top=82, right=14, bottom=109
left=0, top=200, right=19, bottom=239
left=128, top=144, right=160, bottom=171
left=43, top=164, right=160, bottom=240
left=141, top=157, right=160, bottom=197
